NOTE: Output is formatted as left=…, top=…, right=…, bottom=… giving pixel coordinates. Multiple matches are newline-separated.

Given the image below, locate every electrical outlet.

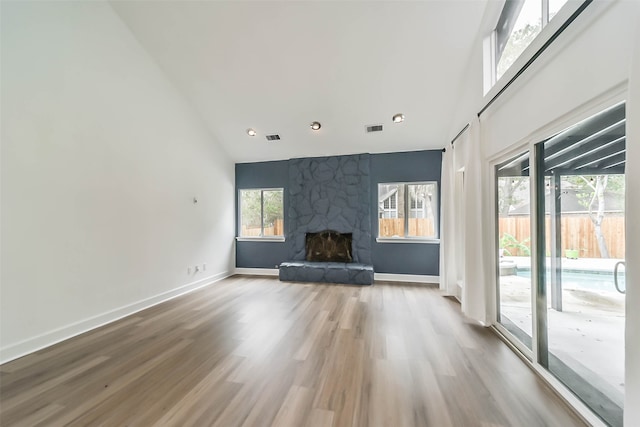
left=202, top=263, right=206, bottom=271
left=187, top=267, right=191, bottom=275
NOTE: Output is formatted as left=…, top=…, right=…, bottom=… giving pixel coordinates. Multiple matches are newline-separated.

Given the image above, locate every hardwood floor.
left=0, top=276, right=585, bottom=427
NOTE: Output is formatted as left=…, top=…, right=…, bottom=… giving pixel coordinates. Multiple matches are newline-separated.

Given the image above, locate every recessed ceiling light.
left=310, top=121, right=321, bottom=131
left=392, top=113, right=405, bottom=123
left=246, top=128, right=257, bottom=136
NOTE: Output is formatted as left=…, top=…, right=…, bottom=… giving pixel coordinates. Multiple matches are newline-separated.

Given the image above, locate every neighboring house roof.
left=509, top=188, right=624, bottom=215
left=379, top=188, right=397, bottom=204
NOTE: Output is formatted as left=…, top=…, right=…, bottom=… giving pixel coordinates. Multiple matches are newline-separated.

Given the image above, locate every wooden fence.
left=242, top=215, right=623, bottom=258
left=243, top=219, right=436, bottom=238
left=379, top=218, right=435, bottom=238
left=499, top=214, right=625, bottom=259
left=242, top=219, right=284, bottom=237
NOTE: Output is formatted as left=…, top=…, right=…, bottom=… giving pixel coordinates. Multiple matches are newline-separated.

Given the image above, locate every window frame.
left=409, top=193, right=426, bottom=218
left=236, top=187, right=285, bottom=242
left=380, top=191, right=398, bottom=219
left=484, top=0, right=590, bottom=95
left=376, top=181, right=440, bottom=243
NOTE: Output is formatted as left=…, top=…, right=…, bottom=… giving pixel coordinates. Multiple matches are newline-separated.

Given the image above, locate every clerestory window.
left=485, top=0, right=588, bottom=93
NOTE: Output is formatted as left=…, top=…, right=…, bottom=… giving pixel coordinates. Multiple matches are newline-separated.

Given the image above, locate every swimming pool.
left=516, top=269, right=626, bottom=293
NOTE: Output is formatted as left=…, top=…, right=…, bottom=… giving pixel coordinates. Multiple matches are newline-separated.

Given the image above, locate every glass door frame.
left=491, top=145, right=535, bottom=361
left=489, top=89, right=627, bottom=427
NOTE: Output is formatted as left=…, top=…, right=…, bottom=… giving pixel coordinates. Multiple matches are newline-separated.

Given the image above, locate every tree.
left=241, top=190, right=262, bottom=229
left=582, top=175, right=609, bottom=258
left=262, top=190, right=283, bottom=227
left=241, top=189, right=283, bottom=231
left=568, top=175, right=624, bottom=258
left=497, top=177, right=528, bottom=216
left=497, top=22, right=541, bottom=79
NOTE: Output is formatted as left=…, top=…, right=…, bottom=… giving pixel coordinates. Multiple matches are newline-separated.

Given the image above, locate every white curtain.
left=440, top=117, right=492, bottom=324
left=460, top=117, right=491, bottom=325
left=439, top=147, right=458, bottom=296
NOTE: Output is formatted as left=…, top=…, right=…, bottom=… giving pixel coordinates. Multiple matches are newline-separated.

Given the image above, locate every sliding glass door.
left=496, top=152, right=533, bottom=351
left=495, top=102, right=626, bottom=426
left=535, top=102, right=626, bottom=426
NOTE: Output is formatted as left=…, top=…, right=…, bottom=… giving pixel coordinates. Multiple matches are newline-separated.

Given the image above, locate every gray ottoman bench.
left=278, top=261, right=374, bottom=286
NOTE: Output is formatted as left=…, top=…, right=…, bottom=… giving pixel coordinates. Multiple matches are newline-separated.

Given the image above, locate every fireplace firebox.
left=305, top=230, right=353, bottom=263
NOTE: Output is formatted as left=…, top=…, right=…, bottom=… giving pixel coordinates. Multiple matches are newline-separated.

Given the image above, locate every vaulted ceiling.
left=110, top=1, right=490, bottom=163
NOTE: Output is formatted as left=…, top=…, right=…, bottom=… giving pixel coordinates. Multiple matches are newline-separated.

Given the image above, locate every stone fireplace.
left=279, top=153, right=374, bottom=285
left=288, top=154, right=372, bottom=264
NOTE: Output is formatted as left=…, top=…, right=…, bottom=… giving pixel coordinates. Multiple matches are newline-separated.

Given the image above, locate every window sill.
left=236, top=237, right=286, bottom=243
left=376, top=238, right=440, bottom=244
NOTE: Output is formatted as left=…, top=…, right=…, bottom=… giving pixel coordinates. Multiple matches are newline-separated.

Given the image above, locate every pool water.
left=516, top=269, right=626, bottom=293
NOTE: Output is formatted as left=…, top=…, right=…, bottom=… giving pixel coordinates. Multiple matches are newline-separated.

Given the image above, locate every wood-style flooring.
left=0, top=276, right=585, bottom=426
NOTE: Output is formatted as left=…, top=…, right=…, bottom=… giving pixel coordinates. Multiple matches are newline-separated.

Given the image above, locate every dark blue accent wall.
left=235, top=160, right=289, bottom=190
left=370, top=150, right=442, bottom=275
left=235, top=160, right=290, bottom=268
left=235, top=150, right=442, bottom=276
left=236, top=241, right=289, bottom=269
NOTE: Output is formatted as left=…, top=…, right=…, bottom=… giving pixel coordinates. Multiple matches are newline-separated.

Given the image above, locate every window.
left=496, top=0, right=543, bottom=81
left=485, top=0, right=587, bottom=90
left=380, top=190, right=397, bottom=219
left=239, top=188, right=284, bottom=238
left=409, top=187, right=426, bottom=219
left=378, top=182, right=438, bottom=239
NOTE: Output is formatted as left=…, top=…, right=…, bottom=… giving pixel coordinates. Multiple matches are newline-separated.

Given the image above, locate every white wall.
left=0, top=1, right=235, bottom=362
left=448, top=0, right=640, bottom=424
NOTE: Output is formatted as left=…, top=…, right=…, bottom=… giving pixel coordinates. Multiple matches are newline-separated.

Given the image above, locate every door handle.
left=614, top=261, right=625, bottom=294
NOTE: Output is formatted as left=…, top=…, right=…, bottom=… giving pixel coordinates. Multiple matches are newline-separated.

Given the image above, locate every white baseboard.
left=0, top=271, right=230, bottom=364
left=374, top=273, right=440, bottom=284
left=456, top=282, right=463, bottom=301
left=234, top=268, right=279, bottom=276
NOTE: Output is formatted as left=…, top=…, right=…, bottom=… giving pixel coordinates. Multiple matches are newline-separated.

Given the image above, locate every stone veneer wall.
left=288, top=154, right=372, bottom=264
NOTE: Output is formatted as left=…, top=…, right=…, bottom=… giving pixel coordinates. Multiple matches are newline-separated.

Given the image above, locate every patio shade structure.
left=496, top=102, right=626, bottom=312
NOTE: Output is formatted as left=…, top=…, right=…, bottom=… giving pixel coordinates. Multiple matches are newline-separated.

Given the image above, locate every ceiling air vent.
left=265, top=134, right=281, bottom=141
left=365, top=124, right=383, bottom=133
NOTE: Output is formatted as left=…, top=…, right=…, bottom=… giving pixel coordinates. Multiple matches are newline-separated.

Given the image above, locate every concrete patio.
left=498, top=256, right=625, bottom=407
